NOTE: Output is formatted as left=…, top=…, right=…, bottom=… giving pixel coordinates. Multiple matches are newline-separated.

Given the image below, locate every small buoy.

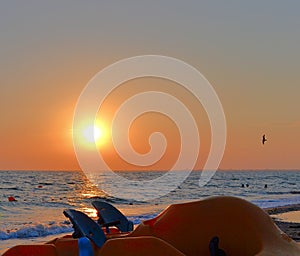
left=8, top=196, right=17, bottom=202
left=241, top=184, right=245, bottom=188
left=264, top=184, right=268, bottom=188
left=246, top=184, right=249, bottom=187
left=38, top=185, right=43, bottom=188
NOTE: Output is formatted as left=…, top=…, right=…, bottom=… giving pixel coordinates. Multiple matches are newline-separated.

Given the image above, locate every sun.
left=80, top=121, right=110, bottom=148
left=82, top=125, right=102, bottom=143
left=72, top=120, right=109, bottom=149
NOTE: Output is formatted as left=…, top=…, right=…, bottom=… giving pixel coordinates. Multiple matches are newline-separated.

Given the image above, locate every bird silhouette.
left=262, top=134, right=267, bottom=145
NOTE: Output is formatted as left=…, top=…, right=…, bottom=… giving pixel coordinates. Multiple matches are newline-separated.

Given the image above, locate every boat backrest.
left=92, top=201, right=134, bottom=233
left=63, top=209, right=106, bottom=248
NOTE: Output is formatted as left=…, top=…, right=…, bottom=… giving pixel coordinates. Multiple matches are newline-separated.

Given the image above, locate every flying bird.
left=262, top=134, right=267, bottom=145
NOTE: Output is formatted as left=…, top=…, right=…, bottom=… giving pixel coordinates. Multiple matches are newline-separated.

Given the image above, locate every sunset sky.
left=1, top=1, right=299, bottom=171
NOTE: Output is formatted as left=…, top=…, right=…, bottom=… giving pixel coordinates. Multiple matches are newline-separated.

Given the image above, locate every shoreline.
left=265, top=204, right=300, bottom=242
left=1, top=202, right=300, bottom=254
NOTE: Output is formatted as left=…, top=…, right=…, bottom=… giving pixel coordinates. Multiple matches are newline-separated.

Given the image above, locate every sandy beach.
left=265, top=204, right=300, bottom=242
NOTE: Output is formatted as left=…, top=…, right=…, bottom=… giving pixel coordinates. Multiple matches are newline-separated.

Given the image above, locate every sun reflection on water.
left=79, top=207, right=98, bottom=218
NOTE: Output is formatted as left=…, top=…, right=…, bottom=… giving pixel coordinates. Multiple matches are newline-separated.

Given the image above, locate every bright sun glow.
left=83, top=125, right=102, bottom=143
left=74, top=121, right=109, bottom=149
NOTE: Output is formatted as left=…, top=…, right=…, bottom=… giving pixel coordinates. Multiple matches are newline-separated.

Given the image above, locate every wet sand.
left=265, top=204, right=300, bottom=242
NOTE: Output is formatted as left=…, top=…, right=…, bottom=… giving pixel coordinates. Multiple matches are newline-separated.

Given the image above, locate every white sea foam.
left=0, top=222, right=73, bottom=240
left=252, top=196, right=300, bottom=209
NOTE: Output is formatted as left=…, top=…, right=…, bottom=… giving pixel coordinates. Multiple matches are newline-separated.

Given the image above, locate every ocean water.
left=0, top=170, right=300, bottom=252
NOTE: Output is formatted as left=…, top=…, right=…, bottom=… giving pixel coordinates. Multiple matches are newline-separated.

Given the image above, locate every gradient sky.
left=1, top=1, right=300, bottom=170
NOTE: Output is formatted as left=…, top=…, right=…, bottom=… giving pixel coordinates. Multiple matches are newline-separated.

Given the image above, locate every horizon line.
left=0, top=169, right=299, bottom=172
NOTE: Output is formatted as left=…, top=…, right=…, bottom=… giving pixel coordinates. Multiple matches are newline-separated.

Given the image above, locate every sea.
left=1, top=170, right=300, bottom=253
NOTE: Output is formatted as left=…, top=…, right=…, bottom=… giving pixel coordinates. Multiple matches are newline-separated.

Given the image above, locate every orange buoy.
left=8, top=196, right=17, bottom=202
